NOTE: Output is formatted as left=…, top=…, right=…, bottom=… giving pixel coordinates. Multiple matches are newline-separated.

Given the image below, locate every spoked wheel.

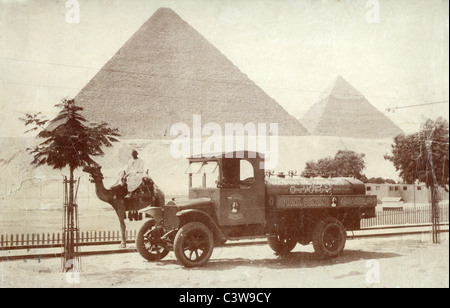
left=174, top=222, right=214, bottom=267
left=136, top=219, right=169, bottom=261
left=312, top=217, right=346, bottom=259
left=267, top=234, right=297, bottom=254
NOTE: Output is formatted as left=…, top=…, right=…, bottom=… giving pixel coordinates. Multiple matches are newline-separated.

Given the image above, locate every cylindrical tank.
left=265, top=176, right=366, bottom=196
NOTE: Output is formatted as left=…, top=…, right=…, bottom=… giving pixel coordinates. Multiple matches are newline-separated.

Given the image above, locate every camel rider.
left=124, top=149, right=145, bottom=198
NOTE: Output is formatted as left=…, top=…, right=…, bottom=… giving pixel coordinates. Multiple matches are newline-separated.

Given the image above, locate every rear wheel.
left=312, top=217, right=346, bottom=259
left=174, top=222, right=214, bottom=267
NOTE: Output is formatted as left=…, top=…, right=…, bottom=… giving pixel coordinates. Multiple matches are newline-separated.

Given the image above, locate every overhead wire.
left=386, top=101, right=449, bottom=112
left=1, top=55, right=446, bottom=105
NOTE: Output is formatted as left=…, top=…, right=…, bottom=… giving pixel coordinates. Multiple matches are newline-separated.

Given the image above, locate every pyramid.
left=299, top=76, right=404, bottom=138
left=75, top=8, right=308, bottom=138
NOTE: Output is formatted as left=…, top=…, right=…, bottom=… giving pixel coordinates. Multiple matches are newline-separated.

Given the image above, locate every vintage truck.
left=136, top=151, right=377, bottom=267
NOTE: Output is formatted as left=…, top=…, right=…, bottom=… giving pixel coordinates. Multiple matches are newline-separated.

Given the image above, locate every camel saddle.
left=112, top=177, right=156, bottom=211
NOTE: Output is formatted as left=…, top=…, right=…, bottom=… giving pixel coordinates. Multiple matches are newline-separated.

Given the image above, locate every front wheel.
left=136, top=219, right=170, bottom=261
left=312, top=217, right=346, bottom=259
left=174, top=222, right=214, bottom=267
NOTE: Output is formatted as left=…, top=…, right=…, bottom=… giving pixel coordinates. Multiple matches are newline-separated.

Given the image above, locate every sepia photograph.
left=0, top=0, right=448, bottom=291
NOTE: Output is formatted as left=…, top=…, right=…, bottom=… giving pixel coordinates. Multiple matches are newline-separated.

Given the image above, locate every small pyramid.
left=299, top=76, right=404, bottom=138
left=75, top=8, right=307, bottom=138
left=322, top=76, right=365, bottom=100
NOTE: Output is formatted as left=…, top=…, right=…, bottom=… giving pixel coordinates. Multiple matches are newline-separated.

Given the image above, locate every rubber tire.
left=312, top=217, right=346, bottom=259
left=174, top=222, right=214, bottom=268
left=267, top=235, right=297, bottom=254
left=136, top=220, right=169, bottom=261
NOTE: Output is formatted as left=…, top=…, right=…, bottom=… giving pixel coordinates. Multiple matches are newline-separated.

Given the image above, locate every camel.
left=83, top=165, right=165, bottom=248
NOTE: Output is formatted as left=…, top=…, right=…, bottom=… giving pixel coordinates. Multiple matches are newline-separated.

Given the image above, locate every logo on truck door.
left=231, top=201, right=240, bottom=213
left=227, top=194, right=244, bottom=221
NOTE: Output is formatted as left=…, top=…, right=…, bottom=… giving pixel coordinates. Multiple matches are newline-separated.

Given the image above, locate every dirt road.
left=1, top=232, right=448, bottom=288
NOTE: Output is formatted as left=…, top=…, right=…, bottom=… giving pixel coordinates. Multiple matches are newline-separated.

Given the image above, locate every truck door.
left=218, top=158, right=265, bottom=226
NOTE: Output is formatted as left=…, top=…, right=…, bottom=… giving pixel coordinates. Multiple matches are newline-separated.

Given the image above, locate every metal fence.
left=360, top=204, right=449, bottom=228
left=0, top=229, right=138, bottom=250
left=1, top=204, right=449, bottom=251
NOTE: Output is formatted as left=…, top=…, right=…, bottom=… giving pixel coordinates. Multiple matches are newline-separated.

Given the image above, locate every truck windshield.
left=186, top=162, right=203, bottom=174
left=186, top=161, right=218, bottom=174
left=186, top=161, right=219, bottom=188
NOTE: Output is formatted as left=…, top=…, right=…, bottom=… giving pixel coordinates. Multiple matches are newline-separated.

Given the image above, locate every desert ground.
left=0, top=233, right=448, bottom=288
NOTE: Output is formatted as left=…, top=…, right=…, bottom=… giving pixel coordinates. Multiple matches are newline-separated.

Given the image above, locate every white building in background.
left=364, top=183, right=449, bottom=209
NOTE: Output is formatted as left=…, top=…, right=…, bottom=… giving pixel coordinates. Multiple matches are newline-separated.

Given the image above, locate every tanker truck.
left=136, top=151, right=377, bottom=267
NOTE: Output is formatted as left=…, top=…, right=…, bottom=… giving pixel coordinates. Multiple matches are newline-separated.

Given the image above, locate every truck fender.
left=138, top=206, right=163, bottom=225
left=176, top=209, right=225, bottom=241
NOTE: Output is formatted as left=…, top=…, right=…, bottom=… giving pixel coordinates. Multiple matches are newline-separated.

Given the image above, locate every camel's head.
left=82, top=164, right=103, bottom=182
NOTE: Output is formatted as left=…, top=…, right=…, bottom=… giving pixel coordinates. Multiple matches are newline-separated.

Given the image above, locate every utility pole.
left=386, top=102, right=447, bottom=243
left=425, top=139, right=440, bottom=244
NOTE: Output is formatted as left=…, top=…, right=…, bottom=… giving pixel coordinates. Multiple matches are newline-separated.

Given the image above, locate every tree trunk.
left=64, top=167, right=78, bottom=272
left=69, top=167, right=74, bottom=206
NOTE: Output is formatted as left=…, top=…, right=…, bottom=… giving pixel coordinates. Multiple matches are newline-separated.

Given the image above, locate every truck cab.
left=186, top=151, right=266, bottom=237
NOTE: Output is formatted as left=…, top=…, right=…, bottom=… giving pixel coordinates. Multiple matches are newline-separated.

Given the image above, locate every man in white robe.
left=124, top=149, right=145, bottom=198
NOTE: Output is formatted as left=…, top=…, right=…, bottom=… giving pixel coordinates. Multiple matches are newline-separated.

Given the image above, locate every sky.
left=0, top=0, right=448, bottom=137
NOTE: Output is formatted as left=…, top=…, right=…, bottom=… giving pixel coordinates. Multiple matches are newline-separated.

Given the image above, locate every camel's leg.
left=115, top=208, right=127, bottom=248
